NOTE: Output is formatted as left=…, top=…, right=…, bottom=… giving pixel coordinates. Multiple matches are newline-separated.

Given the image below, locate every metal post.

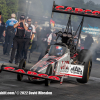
left=65, top=14, right=71, bottom=33
left=60, top=76, right=64, bottom=85
left=26, top=0, right=29, bottom=17
left=28, top=1, right=32, bottom=16
left=51, top=1, right=55, bottom=18
left=76, top=16, right=84, bottom=50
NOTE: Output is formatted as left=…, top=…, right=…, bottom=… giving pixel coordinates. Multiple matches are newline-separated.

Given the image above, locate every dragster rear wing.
left=51, top=1, right=100, bottom=18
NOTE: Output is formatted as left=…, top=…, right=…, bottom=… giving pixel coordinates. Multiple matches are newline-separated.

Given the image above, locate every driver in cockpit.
left=61, top=32, right=73, bottom=46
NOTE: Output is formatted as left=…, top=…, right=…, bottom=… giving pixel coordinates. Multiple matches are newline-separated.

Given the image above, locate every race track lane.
left=0, top=47, right=100, bottom=99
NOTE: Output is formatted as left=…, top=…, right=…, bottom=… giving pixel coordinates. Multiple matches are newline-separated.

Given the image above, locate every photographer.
left=9, top=15, right=28, bottom=63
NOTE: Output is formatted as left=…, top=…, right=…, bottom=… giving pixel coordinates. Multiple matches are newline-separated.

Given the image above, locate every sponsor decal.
left=54, top=5, right=100, bottom=17
left=70, top=66, right=82, bottom=75
left=60, top=61, right=69, bottom=73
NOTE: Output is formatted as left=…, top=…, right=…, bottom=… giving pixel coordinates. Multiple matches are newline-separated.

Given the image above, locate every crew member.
left=3, top=13, right=18, bottom=55
left=9, top=15, right=28, bottom=63
left=47, top=28, right=56, bottom=45
left=30, top=21, right=38, bottom=53
left=23, top=17, right=35, bottom=60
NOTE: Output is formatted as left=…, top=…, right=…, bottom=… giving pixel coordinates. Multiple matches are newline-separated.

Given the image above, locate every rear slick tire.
left=77, top=49, right=92, bottom=83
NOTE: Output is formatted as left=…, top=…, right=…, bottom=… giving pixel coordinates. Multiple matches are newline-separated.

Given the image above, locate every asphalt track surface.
left=0, top=47, right=100, bottom=100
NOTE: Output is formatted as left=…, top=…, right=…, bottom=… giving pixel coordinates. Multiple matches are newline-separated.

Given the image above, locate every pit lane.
left=0, top=48, right=100, bottom=100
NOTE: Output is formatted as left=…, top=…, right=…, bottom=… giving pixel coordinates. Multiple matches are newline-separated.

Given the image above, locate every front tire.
left=45, top=64, right=52, bottom=86
left=17, top=59, right=26, bottom=81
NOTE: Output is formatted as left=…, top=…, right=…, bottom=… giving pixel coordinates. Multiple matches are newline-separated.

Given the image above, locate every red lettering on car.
left=65, top=7, right=73, bottom=11
left=15, top=69, right=26, bottom=73
left=61, top=61, right=69, bottom=69
left=4, top=67, right=15, bottom=71
left=65, top=61, right=69, bottom=64
left=75, top=8, right=83, bottom=13
left=48, top=76, right=60, bottom=81
left=55, top=6, right=64, bottom=11
left=92, top=11, right=100, bottom=15
left=38, top=74, right=48, bottom=77
left=55, top=5, right=100, bottom=17
left=27, top=71, right=37, bottom=75
left=85, top=10, right=92, bottom=14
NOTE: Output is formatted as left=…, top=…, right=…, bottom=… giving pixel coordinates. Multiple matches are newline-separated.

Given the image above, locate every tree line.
left=0, top=0, right=18, bottom=22
left=1, top=0, right=100, bottom=25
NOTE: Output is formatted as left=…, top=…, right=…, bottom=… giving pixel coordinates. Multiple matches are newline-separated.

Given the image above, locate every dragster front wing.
left=0, top=65, right=61, bottom=81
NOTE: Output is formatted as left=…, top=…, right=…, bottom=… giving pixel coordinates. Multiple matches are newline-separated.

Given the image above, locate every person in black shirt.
left=23, top=17, right=35, bottom=60
left=9, top=15, right=28, bottom=63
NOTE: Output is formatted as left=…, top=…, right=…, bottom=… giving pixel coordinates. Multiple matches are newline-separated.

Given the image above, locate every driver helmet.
left=56, top=46, right=63, bottom=56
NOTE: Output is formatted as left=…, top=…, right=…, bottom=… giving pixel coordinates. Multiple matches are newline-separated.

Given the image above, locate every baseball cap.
left=20, top=15, right=25, bottom=20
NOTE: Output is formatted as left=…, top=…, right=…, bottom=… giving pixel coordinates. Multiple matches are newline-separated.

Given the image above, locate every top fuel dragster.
left=1, top=1, right=100, bottom=86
